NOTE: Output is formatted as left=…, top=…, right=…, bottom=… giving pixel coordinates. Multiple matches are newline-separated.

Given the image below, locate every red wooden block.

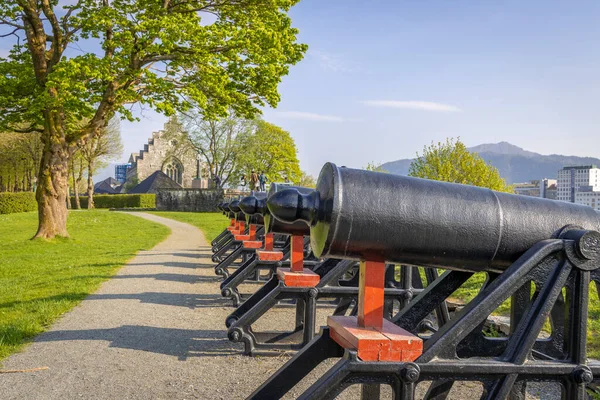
left=235, top=234, right=250, bottom=241
left=243, top=240, right=263, bottom=249
left=357, top=260, right=386, bottom=329
left=257, top=250, right=284, bottom=261
left=276, top=267, right=320, bottom=287
left=230, top=218, right=236, bottom=226
left=249, top=224, right=257, bottom=240
left=264, top=233, right=274, bottom=251
left=328, top=316, right=390, bottom=361
left=238, top=221, right=246, bottom=233
left=329, top=329, right=382, bottom=362
left=290, top=235, right=304, bottom=272
left=328, top=316, right=423, bottom=362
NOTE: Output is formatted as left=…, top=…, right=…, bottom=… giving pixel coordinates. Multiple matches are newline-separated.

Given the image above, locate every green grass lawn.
left=0, top=210, right=170, bottom=363
left=149, top=212, right=229, bottom=242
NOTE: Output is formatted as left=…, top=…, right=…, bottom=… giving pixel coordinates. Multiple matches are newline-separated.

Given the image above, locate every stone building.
left=126, top=118, right=209, bottom=189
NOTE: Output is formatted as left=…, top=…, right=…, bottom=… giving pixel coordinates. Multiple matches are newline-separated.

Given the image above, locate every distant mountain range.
left=380, top=142, right=600, bottom=184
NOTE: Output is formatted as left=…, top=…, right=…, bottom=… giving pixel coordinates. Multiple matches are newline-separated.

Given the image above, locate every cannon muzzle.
left=267, top=163, right=600, bottom=272
left=239, top=184, right=310, bottom=235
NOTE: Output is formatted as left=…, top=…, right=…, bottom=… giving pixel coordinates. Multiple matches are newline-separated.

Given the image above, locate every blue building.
left=115, top=164, right=131, bottom=184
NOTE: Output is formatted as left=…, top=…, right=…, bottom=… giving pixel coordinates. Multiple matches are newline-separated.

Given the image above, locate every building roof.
left=128, top=170, right=182, bottom=194
left=94, top=180, right=119, bottom=194
left=94, top=177, right=121, bottom=194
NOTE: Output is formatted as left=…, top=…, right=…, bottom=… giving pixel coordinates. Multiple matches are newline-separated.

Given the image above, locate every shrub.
left=70, top=194, right=156, bottom=209
left=0, top=192, right=37, bottom=214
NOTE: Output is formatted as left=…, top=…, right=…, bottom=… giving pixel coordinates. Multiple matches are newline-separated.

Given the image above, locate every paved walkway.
left=0, top=213, right=306, bottom=400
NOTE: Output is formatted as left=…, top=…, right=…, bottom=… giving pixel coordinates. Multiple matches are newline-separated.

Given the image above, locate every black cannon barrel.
left=240, top=193, right=268, bottom=226
left=262, top=184, right=312, bottom=235
left=228, top=200, right=247, bottom=222
left=267, top=163, right=600, bottom=272
left=237, top=183, right=311, bottom=235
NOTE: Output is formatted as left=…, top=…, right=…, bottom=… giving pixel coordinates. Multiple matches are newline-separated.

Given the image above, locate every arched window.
left=163, top=159, right=184, bottom=185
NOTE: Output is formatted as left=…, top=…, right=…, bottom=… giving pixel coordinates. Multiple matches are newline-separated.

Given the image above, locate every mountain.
left=380, top=142, right=600, bottom=183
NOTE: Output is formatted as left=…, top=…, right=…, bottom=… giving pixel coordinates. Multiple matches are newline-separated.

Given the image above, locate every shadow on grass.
left=34, top=325, right=239, bottom=360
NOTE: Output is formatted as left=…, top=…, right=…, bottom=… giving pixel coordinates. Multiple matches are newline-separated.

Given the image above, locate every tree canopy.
left=408, top=138, right=514, bottom=193
left=0, top=0, right=307, bottom=238
left=237, top=120, right=301, bottom=183
left=172, top=110, right=252, bottom=187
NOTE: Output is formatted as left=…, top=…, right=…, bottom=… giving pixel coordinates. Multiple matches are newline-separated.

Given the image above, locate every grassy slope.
left=149, top=212, right=229, bottom=242
left=0, top=210, right=170, bottom=362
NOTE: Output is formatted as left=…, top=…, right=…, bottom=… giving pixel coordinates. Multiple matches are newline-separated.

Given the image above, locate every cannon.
left=225, top=188, right=447, bottom=356
left=249, top=163, right=600, bottom=399
left=268, top=163, right=600, bottom=272
left=239, top=183, right=312, bottom=236
left=213, top=199, right=267, bottom=275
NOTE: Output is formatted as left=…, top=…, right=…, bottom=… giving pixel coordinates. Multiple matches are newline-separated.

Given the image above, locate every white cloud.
left=310, top=49, right=362, bottom=73
left=362, top=100, right=463, bottom=113
left=271, top=111, right=345, bottom=122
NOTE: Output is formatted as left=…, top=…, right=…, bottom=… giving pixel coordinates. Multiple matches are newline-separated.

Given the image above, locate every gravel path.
left=0, top=213, right=556, bottom=399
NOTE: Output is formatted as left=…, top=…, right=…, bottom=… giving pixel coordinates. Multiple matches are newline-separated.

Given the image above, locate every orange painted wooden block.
left=235, top=234, right=251, bottom=241
left=276, top=267, right=320, bottom=287
left=249, top=224, right=257, bottom=240
left=290, top=235, right=305, bottom=272
left=264, top=233, right=274, bottom=251
left=328, top=316, right=423, bottom=362
left=257, top=250, right=284, bottom=261
left=243, top=240, right=263, bottom=249
left=358, top=260, right=386, bottom=329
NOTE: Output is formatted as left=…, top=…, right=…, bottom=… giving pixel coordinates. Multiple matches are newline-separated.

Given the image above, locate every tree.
left=363, top=162, right=387, bottom=173
left=237, top=120, right=301, bottom=183
left=408, top=138, right=514, bottom=193
left=0, top=132, right=41, bottom=192
left=171, top=111, right=252, bottom=187
left=80, top=119, right=123, bottom=208
left=298, top=171, right=316, bottom=188
left=69, top=150, right=85, bottom=209
left=0, top=0, right=307, bottom=238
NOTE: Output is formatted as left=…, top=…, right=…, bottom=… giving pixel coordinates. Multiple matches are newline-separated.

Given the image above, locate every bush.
left=0, top=192, right=37, bottom=214
left=71, top=194, right=156, bottom=209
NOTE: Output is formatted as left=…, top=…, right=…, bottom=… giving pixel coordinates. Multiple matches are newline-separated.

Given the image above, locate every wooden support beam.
left=264, top=233, right=274, bottom=251
left=290, top=235, right=304, bottom=272
left=357, top=260, right=385, bottom=329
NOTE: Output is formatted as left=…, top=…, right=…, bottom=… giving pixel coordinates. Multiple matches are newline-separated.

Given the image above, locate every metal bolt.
left=402, top=364, right=420, bottom=383
left=228, top=328, right=242, bottom=342
left=577, top=231, right=600, bottom=261
left=573, top=366, right=593, bottom=384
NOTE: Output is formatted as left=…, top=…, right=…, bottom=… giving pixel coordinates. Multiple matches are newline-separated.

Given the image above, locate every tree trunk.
left=34, top=131, right=70, bottom=239
left=72, top=159, right=81, bottom=209
left=87, top=160, right=94, bottom=209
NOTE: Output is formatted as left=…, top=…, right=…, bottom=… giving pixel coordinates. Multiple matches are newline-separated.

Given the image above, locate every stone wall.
left=156, top=188, right=224, bottom=212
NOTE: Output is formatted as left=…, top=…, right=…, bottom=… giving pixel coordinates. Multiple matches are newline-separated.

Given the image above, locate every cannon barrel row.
left=239, top=183, right=311, bottom=236
left=266, top=162, right=600, bottom=272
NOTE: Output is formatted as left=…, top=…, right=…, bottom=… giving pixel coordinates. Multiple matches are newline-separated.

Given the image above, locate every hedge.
left=71, top=194, right=156, bottom=209
left=0, top=192, right=37, bottom=214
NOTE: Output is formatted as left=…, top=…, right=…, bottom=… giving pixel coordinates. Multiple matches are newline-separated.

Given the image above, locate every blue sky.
left=3, top=0, right=600, bottom=180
